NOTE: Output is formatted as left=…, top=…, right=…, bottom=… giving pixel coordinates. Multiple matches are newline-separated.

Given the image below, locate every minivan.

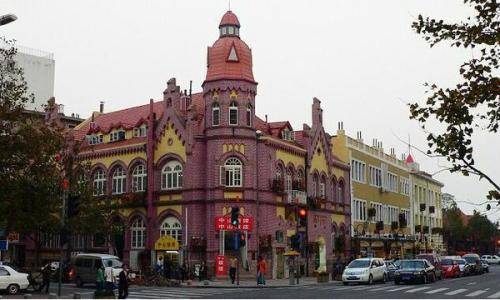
left=342, top=258, right=387, bottom=285
left=71, top=253, right=123, bottom=287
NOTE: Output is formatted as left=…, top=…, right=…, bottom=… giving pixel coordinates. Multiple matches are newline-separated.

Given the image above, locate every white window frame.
left=87, top=134, right=103, bottom=145
left=351, top=159, right=366, bottom=183
left=369, top=165, right=382, bottom=187
left=285, top=170, right=292, bottom=192
left=319, top=178, right=326, bottom=198
left=131, top=217, right=146, bottom=249
left=110, top=130, right=125, bottom=142
left=112, top=167, right=126, bottom=195
left=229, top=101, right=238, bottom=125
left=400, top=177, right=410, bottom=196
left=161, top=161, right=183, bottom=190
left=353, top=199, right=367, bottom=221
left=132, top=164, right=147, bottom=192
left=371, top=202, right=384, bottom=222
left=160, top=217, right=182, bottom=244
left=246, top=104, right=252, bottom=127
left=133, top=125, right=147, bottom=138
left=388, top=172, right=398, bottom=192
left=93, top=169, right=106, bottom=196
left=220, top=157, right=242, bottom=187
left=212, top=102, right=220, bottom=126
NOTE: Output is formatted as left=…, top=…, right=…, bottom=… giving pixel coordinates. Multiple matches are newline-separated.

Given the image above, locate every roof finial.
left=228, top=0, right=231, bottom=11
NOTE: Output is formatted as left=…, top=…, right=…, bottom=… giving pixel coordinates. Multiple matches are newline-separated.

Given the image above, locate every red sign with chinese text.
left=215, top=255, right=227, bottom=276
left=214, top=216, right=253, bottom=231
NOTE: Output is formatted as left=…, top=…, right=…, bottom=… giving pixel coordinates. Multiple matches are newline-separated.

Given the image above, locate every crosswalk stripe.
left=466, top=290, right=487, bottom=297
left=406, top=286, right=432, bottom=293
left=352, top=285, right=375, bottom=290
left=487, top=291, right=500, bottom=299
left=370, top=286, right=393, bottom=291
left=387, top=286, right=414, bottom=292
left=130, top=291, right=216, bottom=298
left=425, top=288, right=449, bottom=294
left=445, top=288, right=468, bottom=296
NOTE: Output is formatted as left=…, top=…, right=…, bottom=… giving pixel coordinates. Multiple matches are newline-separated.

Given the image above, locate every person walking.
left=229, top=257, right=238, bottom=284
left=104, top=260, right=115, bottom=293
left=257, top=256, right=266, bottom=285
left=38, top=264, right=51, bottom=294
left=118, top=264, right=129, bottom=299
left=96, top=262, right=105, bottom=292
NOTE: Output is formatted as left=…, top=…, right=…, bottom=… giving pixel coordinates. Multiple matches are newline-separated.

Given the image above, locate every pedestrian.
left=163, top=256, right=171, bottom=279
left=38, top=264, right=51, bottom=294
left=199, top=261, right=206, bottom=282
left=229, top=256, right=238, bottom=284
left=257, top=256, right=266, bottom=285
left=156, top=256, right=164, bottom=274
left=96, top=261, right=105, bottom=292
left=104, top=260, right=115, bottom=293
left=118, top=264, right=129, bottom=299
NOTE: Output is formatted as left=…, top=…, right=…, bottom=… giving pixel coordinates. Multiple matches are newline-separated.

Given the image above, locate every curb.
left=180, top=282, right=326, bottom=288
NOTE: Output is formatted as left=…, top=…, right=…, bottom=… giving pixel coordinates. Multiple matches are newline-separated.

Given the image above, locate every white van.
left=71, top=253, right=123, bottom=287
left=342, top=258, right=387, bottom=285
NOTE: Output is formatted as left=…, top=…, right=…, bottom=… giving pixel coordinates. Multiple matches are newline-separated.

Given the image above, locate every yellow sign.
left=155, top=236, right=180, bottom=251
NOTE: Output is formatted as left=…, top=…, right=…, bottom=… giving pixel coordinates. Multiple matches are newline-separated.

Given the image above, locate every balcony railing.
left=286, top=190, right=307, bottom=205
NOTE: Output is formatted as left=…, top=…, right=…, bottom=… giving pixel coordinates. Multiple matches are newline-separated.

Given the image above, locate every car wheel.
left=75, top=276, right=84, bottom=287
left=7, top=284, right=20, bottom=295
left=368, top=274, right=373, bottom=285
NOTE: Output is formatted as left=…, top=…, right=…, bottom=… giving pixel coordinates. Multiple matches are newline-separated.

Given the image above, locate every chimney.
left=100, top=101, right=104, bottom=113
left=265, top=114, right=268, bottom=123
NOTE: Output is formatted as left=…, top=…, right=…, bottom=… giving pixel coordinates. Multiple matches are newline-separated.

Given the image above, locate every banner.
left=214, top=216, right=253, bottom=231
left=215, top=255, right=227, bottom=276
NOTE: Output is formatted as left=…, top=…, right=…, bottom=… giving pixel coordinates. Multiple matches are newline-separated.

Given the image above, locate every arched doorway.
left=158, top=216, right=183, bottom=268
left=110, top=216, right=125, bottom=260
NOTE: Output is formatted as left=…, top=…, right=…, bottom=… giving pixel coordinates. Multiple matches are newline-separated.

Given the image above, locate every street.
left=2, top=265, right=499, bottom=299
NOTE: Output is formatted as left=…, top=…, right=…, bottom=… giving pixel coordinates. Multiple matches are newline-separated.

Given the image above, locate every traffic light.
left=298, top=208, right=307, bottom=227
left=67, top=194, right=80, bottom=218
left=231, top=207, right=240, bottom=226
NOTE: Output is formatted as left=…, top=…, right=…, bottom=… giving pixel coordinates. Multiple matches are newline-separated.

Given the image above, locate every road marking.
left=335, top=286, right=356, bottom=290
left=370, top=286, right=393, bottom=291
left=387, top=286, right=414, bottom=292
left=445, top=288, right=468, bottom=296
left=425, top=288, right=449, bottom=294
left=487, top=291, right=500, bottom=299
left=352, top=285, right=376, bottom=290
left=406, top=286, right=432, bottom=293
left=467, top=282, right=477, bottom=285
left=466, top=290, right=488, bottom=297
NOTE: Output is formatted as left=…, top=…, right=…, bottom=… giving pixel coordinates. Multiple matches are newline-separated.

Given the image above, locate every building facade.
left=332, top=128, right=415, bottom=259
left=25, top=11, right=352, bottom=278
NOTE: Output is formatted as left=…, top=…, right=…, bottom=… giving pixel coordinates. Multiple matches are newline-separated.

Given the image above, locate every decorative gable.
left=227, top=44, right=239, bottom=62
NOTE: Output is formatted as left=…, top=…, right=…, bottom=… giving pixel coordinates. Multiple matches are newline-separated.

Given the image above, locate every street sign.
left=0, top=240, right=8, bottom=251
left=215, top=255, right=227, bottom=276
left=215, top=216, right=253, bottom=231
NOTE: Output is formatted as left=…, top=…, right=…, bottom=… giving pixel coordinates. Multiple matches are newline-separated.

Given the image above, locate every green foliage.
left=466, top=210, right=497, bottom=242
left=409, top=0, right=500, bottom=207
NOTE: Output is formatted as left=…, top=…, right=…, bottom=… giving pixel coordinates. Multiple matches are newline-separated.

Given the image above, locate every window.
left=112, top=167, right=126, bottom=194
left=110, top=130, right=125, bottom=142
left=285, top=170, right=292, bottom=192
left=221, top=157, right=242, bottom=187
left=351, top=159, right=366, bottom=183
left=353, top=199, right=367, bottom=221
left=0, top=267, right=9, bottom=276
left=131, top=217, right=146, bottom=249
left=371, top=202, right=384, bottom=222
left=400, top=177, right=410, bottom=196
left=93, top=169, right=106, bottom=196
left=229, top=101, right=238, bottom=125
left=388, top=172, right=398, bottom=192
left=387, top=206, right=399, bottom=224
left=87, top=134, right=103, bottom=145
left=312, top=175, right=318, bottom=197
left=160, top=217, right=182, bottom=244
left=212, top=103, right=220, bottom=126
left=319, top=177, right=326, bottom=198
left=228, top=26, right=235, bottom=35
left=41, top=233, right=60, bottom=249
left=133, top=126, right=147, bottom=137
left=337, top=181, right=344, bottom=203
left=282, top=129, right=294, bottom=141
left=72, top=235, right=86, bottom=249
left=132, top=164, right=147, bottom=192
left=161, top=161, right=183, bottom=190
left=246, top=104, right=252, bottom=127
left=297, top=169, right=304, bottom=189
left=369, top=166, right=382, bottom=187
left=401, top=209, right=410, bottom=226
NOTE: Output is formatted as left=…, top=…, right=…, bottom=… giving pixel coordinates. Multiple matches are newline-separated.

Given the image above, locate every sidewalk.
left=181, top=277, right=323, bottom=288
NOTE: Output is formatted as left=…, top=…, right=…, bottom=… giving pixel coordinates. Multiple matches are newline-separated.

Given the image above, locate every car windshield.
left=347, top=260, right=370, bottom=268
left=393, top=260, right=401, bottom=267
left=416, top=255, right=434, bottom=263
left=103, top=258, right=122, bottom=269
left=401, top=260, right=425, bottom=269
left=441, top=259, right=454, bottom=265
left=456, top=259, right=466, bottom=265
left=464, top=257, right=477, bottom=264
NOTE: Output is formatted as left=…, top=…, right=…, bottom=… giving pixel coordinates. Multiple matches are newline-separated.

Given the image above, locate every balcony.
left=286, top=190, right=307, bottom=205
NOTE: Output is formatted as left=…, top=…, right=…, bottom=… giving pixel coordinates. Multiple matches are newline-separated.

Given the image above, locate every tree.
left=466, top=210, right=498, bottom=252
left=409, top=0, right=500, bottom=208
left=442, top=203, right=467, bottom=253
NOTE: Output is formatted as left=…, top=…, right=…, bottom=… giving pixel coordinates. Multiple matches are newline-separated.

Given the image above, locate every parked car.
left=440, top=258, right=460, bottom=278
left=455, top=258, right=472, bottom=276
left=342, top=258, right=387, bottom=285
left=480, top=260, right=489, bottom=273
left=394, top=259, right=436, bottom=284
left=481, top=255, right=500, bottom=265
left=70, top=253, right=123, bottom=287
left=384, top=261, right=398, bottom=281
left=416, top=253, right=442, bottom=280
left=0, top=265, right=30, bottom=295
left=462, top=254, right=484, bottom=275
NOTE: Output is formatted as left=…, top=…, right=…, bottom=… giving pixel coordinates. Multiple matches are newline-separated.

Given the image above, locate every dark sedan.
left=394, top=259, right=436, bottom=284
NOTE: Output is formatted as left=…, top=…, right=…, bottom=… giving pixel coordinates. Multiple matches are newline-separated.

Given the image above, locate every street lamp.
left=255, top=130, right=262, bottom=260
left=0, top=14, right=17, bottom=26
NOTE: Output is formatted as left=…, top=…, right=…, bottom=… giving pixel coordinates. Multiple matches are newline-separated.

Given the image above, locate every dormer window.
left=87, top=134, right=103, bottom=145
left=282, top=129, right=294, bottom=141
left=133, top=125, right=147, bottom=137
left=110, top=130, right=126, bottom=142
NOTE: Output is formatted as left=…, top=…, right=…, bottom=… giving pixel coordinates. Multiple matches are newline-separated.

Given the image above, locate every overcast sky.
left=2, top=0, right=498, bottom=222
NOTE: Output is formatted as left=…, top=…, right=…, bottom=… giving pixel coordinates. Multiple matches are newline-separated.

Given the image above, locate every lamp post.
left=0, top=14, right=17, bottom=26
left=255, top=130, right=262, bottom=260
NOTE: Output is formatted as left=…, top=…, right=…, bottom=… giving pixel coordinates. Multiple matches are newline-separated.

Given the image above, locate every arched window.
left=331, top=227, right=337, bottom=252
left=337, top=181, right=345, bottom=203
left=285, top=169, right=293, bottom=192
left=161, top=161, right=183, bottom=190
left=275, top=166, right=283, bottom=181
left=221, top=157, right=242, bottom=187
left=130, top=217, right=146, bottom=249
left=160, top=216, right=182, bottom=244
left=212, top=102, right=220, bottom=126
left=320, top=176, right=326, bottom=199
left=93, top=169, right=106, bottom=196
left=246, top=104, right=252, bottom=127
left=229, top=101, right=238, bottom=125
left=312, top=174, right=318, bottom=197
left=132, top=164, right=147, bottom=192
left=331, top=179, right=337, bottom=202
left=112, top=167, right=126, bottom=194
left=297, top=169, right=304, bottom=190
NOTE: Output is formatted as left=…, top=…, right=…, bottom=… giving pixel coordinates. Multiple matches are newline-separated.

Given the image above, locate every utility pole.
left=58, top=187, right=67, bottom=297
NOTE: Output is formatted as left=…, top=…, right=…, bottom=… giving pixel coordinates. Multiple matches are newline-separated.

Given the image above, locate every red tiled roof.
left=406, top=154, right=415, bottom=163
left=81, top=136, right=147, bottom=153
left=219, top=11, right=240, bottom=27
left=205, top=37, right=255, bottom=83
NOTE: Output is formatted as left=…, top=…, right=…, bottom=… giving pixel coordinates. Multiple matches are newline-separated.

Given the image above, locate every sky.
left=1, top=0, right=498, bottom=222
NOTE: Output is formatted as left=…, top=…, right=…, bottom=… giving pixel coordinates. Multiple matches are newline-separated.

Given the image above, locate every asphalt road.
left=2, top=265, right=499, bottom=299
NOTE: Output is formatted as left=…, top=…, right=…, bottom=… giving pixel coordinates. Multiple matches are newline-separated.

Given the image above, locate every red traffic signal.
left=299, top=208, right=307, bottom=217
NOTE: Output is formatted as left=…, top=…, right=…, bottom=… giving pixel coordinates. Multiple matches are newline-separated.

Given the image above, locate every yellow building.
left=332, top=126, right=415, bottom=258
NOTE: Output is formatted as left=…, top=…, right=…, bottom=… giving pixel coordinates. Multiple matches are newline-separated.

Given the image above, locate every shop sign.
left=214, top=216, right=253, bottom=231
left=154, top=235, right=180, bottom=251
left=215, top=255, right=227, bottom=276
left=0, top=240, right=8, bottom=251
left=7, top=232, right=19, bottom=243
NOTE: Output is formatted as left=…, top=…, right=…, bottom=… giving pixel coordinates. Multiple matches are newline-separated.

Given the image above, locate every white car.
left=0, top=265, right=29, bottom=295
left=342, top=258, right=387, bottom=285
left=481, top=255, right=500, bottom=265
